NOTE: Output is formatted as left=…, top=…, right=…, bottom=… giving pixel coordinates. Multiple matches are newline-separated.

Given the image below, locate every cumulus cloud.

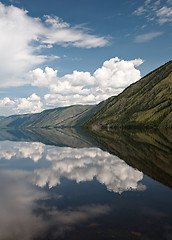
left=1, top=57, right=143, bottom=115
left=133, top=0, right=172, bottom=24
left=0, top=3, right=108, bottom=87
left=28, top=57, right=143, bottom=107
left=134, top=31, right=163, bottom=42
left=0, top=93, right=43, bottom=115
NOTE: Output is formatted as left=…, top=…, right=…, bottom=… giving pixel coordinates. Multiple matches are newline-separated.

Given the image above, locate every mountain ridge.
left=83, top=60, right=172, bottom=129
left=0, top=98, right=112, bottom=129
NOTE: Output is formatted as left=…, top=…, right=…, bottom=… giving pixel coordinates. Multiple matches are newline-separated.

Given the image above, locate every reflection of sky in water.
left=0, top=140, right=172, bottom=240
left=0, top=169, right=110, bottom=240
left=0, top=141, right=45, bottom=162
left=0, top=141, right=145, bottom=193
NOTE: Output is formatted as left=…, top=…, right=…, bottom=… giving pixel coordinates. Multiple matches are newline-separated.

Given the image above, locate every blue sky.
left=0, top=0, right=171, bottom=115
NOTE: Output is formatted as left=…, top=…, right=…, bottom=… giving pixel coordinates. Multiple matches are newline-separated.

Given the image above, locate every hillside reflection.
left=0, top=127, right=172, bottom=188
left=87, top=128, right=172, bottom=188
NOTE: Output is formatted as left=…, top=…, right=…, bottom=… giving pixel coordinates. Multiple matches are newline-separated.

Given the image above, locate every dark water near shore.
left=0, top=128, right=172, bottom=240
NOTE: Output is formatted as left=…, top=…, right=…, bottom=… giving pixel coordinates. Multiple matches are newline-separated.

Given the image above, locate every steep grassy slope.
left=20, top=105, right=95, bottom=128
left=84, top=61, right=172, bottom=129
left=0, top=99, right=111, bottom=128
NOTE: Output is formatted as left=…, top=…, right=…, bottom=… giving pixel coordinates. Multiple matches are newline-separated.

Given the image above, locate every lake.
left=0, top=128, right=172, bottom=240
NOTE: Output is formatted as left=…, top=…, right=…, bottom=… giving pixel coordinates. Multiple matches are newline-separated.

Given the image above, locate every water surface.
left=0, top=128, right=172, bottom=240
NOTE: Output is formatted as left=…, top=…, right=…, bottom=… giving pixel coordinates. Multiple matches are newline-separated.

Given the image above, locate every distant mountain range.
left=0, top=99, right=111, bottom=128
left=0, top=60, right=171, bottom=129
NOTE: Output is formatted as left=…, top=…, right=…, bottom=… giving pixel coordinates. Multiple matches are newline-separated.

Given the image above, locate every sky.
left=0, top=0, right=171, bottom=116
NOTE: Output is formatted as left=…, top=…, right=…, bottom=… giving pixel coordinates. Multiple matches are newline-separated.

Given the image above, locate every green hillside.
left=0, top=105, right=93, bottom=128
left=83, top=61, right=172, bottom=129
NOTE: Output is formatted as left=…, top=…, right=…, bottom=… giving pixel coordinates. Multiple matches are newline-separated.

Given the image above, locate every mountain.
left=0, top=99, right=111, bottom=129
left=0, top=105, right=93, bottom=128
left=87, top=128, right=172, bottom=188
left=83, top=61, right=172, bottom=129
left=1, top=61, right=171, bottom=129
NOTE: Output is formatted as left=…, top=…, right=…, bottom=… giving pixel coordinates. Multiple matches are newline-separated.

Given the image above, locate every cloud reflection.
left=0, top=169, right=110, bottom=240
left=33, top=147, right=145, bottom=193
left=0, top=141, right=146, bottom=194
left=0, top=141, right=44, bottom=162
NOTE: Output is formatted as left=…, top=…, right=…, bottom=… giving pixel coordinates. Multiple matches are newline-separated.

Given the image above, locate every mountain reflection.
left=0, top=141, right=145, bottom=193
left=87, top=128, right=172, bottom=188
left=0, top=128, right=172, bottom=240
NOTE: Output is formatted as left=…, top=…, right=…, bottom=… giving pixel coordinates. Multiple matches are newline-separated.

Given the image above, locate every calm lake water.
left=0, top=128, right=172, bottom=240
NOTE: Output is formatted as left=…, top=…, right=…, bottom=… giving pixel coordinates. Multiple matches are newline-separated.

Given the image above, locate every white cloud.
left=0, top=93, right=43, bottom=115
left=93, top=57, right=143, bottom=89
left=135, top=31, right=163, bottom=42
left=133, top=0, right=172, bottom=24
left=28, top=67, right=58, bottom=88
left=0, top=3, right=108, bottom=87
left=29, top=57, right=143, bottom=107
left=0, top=97, right=15, bottom=107
left=156, top=6, right=172, bottom=23
left=42, top=15, right=108, bottom=48
left=133, top=6, right=147, bottom=16
left=0, top=3, right=45, bottom=87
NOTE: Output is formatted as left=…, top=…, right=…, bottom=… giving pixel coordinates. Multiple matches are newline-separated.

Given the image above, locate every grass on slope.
left=0, top=105, right=95, bottom=128
left=83, top=61, right=172, bottom=129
